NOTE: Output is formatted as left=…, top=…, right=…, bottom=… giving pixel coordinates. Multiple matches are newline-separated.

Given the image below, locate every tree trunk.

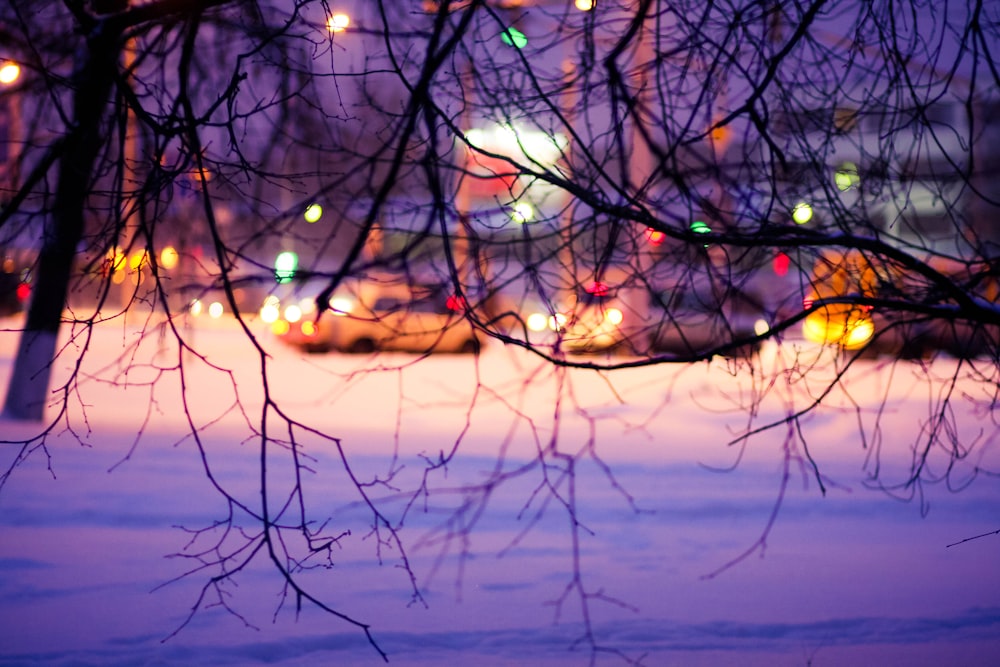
left=3, top=22, right=122, bottom=421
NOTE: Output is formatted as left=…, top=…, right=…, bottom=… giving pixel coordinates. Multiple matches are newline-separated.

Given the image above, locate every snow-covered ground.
left=1, top=314, right=998, bottom=666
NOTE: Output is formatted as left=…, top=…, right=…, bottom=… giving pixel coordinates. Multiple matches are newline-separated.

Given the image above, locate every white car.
left=262, top=274, right=481, bottom=354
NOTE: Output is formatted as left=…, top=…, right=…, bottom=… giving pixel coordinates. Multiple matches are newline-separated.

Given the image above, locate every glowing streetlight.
left=0, top=62, right=19, bottom=85
left=327, top=13, right=350, bottom=33
left=509, top=201, right=534, bottom=224
left=574, top=0, right=595, bottom=10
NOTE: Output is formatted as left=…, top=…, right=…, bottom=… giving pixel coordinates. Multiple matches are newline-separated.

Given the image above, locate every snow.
left=1, top=313, right=999, bottom=666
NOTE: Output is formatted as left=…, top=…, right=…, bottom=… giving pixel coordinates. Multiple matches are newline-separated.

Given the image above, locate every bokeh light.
left=128, top=250, right=148, bottom=271
left=527, top=312, right=549, bottom=332
left=159, top=246, right=179, bottom=270
left=690, top=220, right=711, bottom=234
left=792, top=202, right=813, bottom=224
left=304, top=203, right=323, bottom=223
left=835, top=162, right=860, bottom=191
left=259, top=296, right=280, bottom=323
left=510, top=202, right=534, bottom=224
left=0, top=62, right=20, bottom=85
left=327, top=13, right=349, bottom=32
left=330, top=296, right=354, bottom=315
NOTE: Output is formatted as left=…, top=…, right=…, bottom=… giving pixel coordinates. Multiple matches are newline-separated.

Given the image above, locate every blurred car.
left=263, top=274, right=481, bottom=354
left=800, top=249, right=931, bottom=356
left=648, top=281, right=769, bottom=357
left=486, top=287, right=560, bottom=347
left=801, top=250, right=998, bottom=358
left=547, top=278, right=648, bottom=354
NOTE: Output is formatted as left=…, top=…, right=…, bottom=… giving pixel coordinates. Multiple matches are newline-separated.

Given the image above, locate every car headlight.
left=843, top=317, right=875, bottom=348
left=259, top=296, right=281, bottom=323
left=526, top=312, right=549, bottom=332
left=330, top=296, right=354, bottom=316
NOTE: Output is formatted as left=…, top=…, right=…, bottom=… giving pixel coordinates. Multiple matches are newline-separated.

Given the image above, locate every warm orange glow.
left=802, top=308, right=874, bottom=349
left=327, top=13, right=350, bottom=32
left=0, top=62, right=19, bottom=85
left=527, top=312, right=548, bottom=332
left=128, top=251, right=148, bottom=271
left=107, top=246, right=127, bottom=272
left=159, top=246, right=179, bottom=270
